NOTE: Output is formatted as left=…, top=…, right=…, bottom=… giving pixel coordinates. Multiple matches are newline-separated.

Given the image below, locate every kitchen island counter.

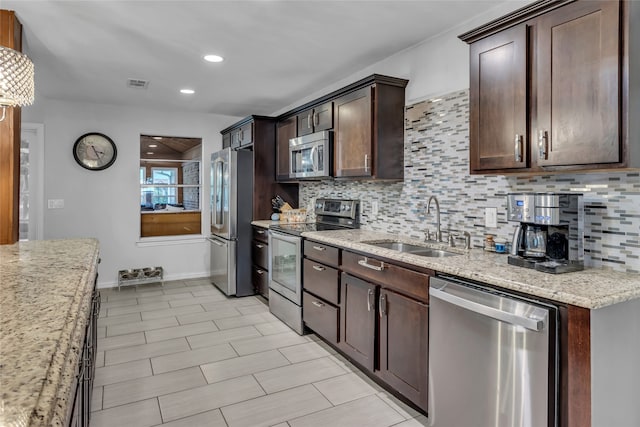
left=302, top=229, right=640, bottom=309
left=0, top=238, right=99, bottom=426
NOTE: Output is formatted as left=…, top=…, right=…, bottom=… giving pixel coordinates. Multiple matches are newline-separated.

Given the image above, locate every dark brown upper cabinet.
left=229, top=122, right=253, bottom=149
left=296, top=101, right=333, bottom=136
left=469, top=24, right=528, bottom=171
left=275, top=74, right=408, bottom=182
left=535, top=0, right=620, bottom=167
left=334, top=79, right=407, bottom=179
left=220, top=116, right=298, bottom=219
left=275, top=116, right=297, bottom=181
left=460, top=0, right=634, bottom=174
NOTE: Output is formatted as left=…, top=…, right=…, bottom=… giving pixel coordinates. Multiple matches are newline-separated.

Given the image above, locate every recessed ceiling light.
left=152, top=136, right=163, bottom=140
left=146, top=152, right=154, bottom=155
left=148, top=144, right=158, bottom=148
left=204, top=54, right=224, bottom=63
left=180, top=89, right=195, bottom=94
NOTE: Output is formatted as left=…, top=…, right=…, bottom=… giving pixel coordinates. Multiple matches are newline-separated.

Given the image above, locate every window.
left=139, top=135, right=202, bottom=238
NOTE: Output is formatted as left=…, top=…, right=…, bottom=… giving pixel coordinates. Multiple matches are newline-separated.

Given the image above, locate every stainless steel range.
left=268, top=198, right=359, bottom=334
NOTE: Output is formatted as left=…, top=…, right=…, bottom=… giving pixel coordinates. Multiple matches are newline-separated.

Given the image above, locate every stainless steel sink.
left=363, top=241, right=458, bottom=257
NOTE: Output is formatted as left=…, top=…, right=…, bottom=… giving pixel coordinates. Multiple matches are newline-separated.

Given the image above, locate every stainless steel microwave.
left=289, top=130, right=332, bottom=179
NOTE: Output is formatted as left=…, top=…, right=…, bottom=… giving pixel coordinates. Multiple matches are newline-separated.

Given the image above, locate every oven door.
left=268, top=230, right=302, bottom=305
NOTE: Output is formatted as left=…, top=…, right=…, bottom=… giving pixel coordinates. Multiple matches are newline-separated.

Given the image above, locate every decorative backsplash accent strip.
left=299, top=89, right=640, bottom=273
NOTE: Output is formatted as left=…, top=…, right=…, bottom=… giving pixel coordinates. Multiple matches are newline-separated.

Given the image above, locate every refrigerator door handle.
left=207, top=237, right=224, bottom=247
left=212, top=159, right=225, bottom=228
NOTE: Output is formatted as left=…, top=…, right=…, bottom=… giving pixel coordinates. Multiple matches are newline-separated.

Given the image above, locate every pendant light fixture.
left=0, top=46, right=35, bottom=121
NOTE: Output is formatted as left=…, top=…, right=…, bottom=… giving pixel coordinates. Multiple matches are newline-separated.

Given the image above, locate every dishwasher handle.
left=429, top=285, right=544, bottom=331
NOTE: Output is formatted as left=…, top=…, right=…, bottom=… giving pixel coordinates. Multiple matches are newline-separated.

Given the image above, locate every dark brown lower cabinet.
left=339, top=273, right=377, bottom=372
left=69, top=283, right=100, bottom=426
left=252, top=266, right=268, bottom=299
left=378, top=288, right=428, bottom=411
left=303, top=291, right=339, bottom=344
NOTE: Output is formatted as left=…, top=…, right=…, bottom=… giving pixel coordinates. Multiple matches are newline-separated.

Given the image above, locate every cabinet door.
left=222, top=132, right=231, bottom=149
left=230, top=130, right=241, bottom=149
left=303, top=291, right=339, bottom=344
left=297, top=110, right=314, bottom=136
left=379, top=288, right=428, bottom=411
left=239, top=122, right=253, bottom=147
left=313, top=101, right=333, bottom=132
left=339, top=273, right=376, bottom=371
left=276, top=116, right=297, bottom=181
left=252, top=265, right=269, bottom=299
left=536, top=0, right=620, bottom=167
left=334, top=87, right=373, bottom=177
left=252, top=239, right=269, bottom=270
left=469, top=24, right=528, bottom=171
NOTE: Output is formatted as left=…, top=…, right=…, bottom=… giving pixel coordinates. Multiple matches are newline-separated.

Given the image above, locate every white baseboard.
left=97, top=271, right=210, bottom=289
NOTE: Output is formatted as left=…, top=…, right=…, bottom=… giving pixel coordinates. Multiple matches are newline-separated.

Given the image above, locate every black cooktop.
left=269, top=222, right=350, bottom=236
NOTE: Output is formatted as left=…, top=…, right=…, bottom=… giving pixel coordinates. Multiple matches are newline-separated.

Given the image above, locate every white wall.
left=23, top=98, right=239, bottom=287
left=270, top=0, right=529, bottom=116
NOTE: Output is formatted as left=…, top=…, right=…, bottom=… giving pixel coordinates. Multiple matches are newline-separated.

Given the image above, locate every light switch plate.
left=485, top=207, right=497, bottom=228
left=48, top=199, right=64, bottom=209
left=371, top=200, right=379, bottom=216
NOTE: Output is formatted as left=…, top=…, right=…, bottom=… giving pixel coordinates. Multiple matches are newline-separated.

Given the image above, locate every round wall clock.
left=73, top=132, right=117, bottom=170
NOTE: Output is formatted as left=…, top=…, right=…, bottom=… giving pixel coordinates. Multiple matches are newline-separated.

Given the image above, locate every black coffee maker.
left=507, top=193, right=584, bottom=274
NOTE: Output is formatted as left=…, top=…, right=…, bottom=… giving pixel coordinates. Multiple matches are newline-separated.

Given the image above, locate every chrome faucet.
left=427, top=196, right=442, bottom=242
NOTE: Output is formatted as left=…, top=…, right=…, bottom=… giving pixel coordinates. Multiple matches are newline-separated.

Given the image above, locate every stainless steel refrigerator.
left=209, top=147, right=254, bottom=296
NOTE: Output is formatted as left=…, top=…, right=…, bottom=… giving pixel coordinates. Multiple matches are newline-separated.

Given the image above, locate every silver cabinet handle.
left=538, top=130, right=548, bottom=160
left=364, top=154, right=369, bottom=172
left=367, top=288, right=374, bottom=312
left=256, top=269, right=265, bottom=275
left=379, top=293, right=386, bottom=317
left=312, top=265, right=325, bottom=271
left=307, top=113, right=312, bottom=130
left=313, top=112, right=319, bottom=126
left=358, top=257, right=385, bottom=271
left=312, top=245, right=326, bottom=251
left=255, top=244, right=265, bottom=249
left=312, top=300, right=325, bottom=308
left=514, top=134, right=522, bottom=162
left=256, top=230, right=265, bottom=234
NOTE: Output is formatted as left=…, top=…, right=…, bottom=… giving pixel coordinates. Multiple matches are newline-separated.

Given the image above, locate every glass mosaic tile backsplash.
left=299, top=89, right=640, bottom=273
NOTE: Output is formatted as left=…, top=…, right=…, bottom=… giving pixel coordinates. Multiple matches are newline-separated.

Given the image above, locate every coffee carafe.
left=525, top=226, right=547, bottom=258
left=506, top=193, right=584, bottom=274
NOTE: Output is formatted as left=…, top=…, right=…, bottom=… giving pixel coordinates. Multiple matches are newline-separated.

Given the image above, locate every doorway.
left=20, top=123, right=44, bottom=240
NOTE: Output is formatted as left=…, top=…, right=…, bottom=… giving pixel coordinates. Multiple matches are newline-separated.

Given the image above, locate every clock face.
left=73, top=133, right=117, bottom=170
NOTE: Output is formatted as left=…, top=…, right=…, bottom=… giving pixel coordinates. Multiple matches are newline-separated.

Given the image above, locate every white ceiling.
left=4, top=0, right=511, bottom=118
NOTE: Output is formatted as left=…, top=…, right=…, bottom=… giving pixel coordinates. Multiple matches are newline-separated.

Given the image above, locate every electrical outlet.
left=48, top=199, right=64, bottom=209
left=371, top=200, right=379, bottom=216
left=485, top=207, right=497, bottom=228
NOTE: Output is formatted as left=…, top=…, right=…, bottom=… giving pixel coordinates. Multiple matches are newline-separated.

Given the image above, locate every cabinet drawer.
left=252, top=226, right=268, bottom=243
left=304, top=240, right=339, bottom=267
left=303, top=291, right=339, bottom=344
left=303, top=258, right=339, bottom=305
left=252, top=265, right=269, bottom=299
left=341, top=251, right=430, bottom=302
left=252, top=240, right=269, bottom=270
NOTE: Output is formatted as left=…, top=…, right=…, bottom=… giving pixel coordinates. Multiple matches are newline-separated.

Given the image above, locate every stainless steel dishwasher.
left=428, top=275, right=558, bottom=427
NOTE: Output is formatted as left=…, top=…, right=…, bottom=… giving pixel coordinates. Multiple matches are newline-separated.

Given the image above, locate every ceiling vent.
left=127, top=78, right=149, bottom=89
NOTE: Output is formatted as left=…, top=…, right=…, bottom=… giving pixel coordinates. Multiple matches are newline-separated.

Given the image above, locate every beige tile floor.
left=91, top=278, right=428, bottom=427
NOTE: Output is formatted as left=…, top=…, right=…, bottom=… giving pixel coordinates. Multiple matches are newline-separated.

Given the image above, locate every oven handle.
left=269, top=230, right=303, bottom=244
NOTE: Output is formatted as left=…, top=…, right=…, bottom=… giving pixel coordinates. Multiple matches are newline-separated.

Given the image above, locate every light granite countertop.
left=0, top=238, right=99, bottom=427
left=251, top=220, right=280, bottom=229
left=301, top=229, right=640, bottom=310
